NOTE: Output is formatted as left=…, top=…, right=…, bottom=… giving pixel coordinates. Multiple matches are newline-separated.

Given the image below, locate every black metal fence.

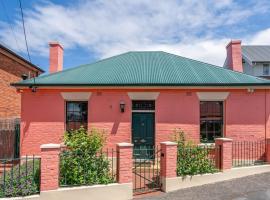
left=0, top=156, right=41, bottom=198
left=232, top=140, right=267, bottom=167
left=177, top=144, right=221, bottom=176
left=133, top=146, right=161, bottom=195
left=59, top=148, right=118, bottom=187
left=0, top=118, right=20, bottom=159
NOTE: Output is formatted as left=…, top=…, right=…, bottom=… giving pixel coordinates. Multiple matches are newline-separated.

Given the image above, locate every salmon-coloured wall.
left=20, top=89, right=270, bottom=156
left=21, top=91, right=64, bottom=155
left=156, top=91, right=200, bottom=145
left=226, top=91, right=268, bottom=141
left=89, top=92, right=132, bottom=149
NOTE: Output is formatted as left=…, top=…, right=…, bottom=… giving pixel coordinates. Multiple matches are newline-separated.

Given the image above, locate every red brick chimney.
left=226, top=40, right=243, bottom=72
left=49, top=42, right=63, bottom=73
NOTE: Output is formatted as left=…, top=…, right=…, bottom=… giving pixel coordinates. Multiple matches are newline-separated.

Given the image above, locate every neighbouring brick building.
left=12, top=41, right=270, bottom=156
left=0, top=44, right=44, bottom=120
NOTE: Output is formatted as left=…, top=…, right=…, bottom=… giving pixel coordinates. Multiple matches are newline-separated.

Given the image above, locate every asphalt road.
left=139, top=172, right=270, bottom=200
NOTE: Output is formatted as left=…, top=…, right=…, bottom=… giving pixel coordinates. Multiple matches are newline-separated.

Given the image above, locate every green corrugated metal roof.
left=13, top=51, right=270, bottom=87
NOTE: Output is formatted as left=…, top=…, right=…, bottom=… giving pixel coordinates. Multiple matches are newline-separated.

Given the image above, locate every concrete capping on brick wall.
left=161, top=165, right=270, bottom=193
left=3, top=183, right=133, bottom=200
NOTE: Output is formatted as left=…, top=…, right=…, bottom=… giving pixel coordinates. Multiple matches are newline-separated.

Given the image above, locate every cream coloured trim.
left=128, top=92, right=160, bottom=100
left=132, top=110, right=155, bottom=113
left=61, top=92, right=91, bottom=101
left=40, top=144, right=61, bottom=149
left=160, top=141, right=177, bottom=146
left=117, top=143, right=134, bottom=147
left=196, top=92, right=230, bottom=101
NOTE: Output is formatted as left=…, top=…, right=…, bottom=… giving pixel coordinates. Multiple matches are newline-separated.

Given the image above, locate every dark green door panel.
left=132, top=113, right=155, bottom=158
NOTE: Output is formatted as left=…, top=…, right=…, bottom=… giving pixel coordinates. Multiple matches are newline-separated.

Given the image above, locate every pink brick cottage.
left=12, top=41, right=270, bottom=156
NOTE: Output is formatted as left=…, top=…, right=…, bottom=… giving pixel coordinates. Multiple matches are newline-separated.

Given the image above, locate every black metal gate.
left=133, top=146, right=161, bottom=195
left=0, top=119, right=20, bottom=159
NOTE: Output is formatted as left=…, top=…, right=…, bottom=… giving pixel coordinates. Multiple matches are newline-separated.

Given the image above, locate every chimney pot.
left=49, top=42, right=63, bottom=73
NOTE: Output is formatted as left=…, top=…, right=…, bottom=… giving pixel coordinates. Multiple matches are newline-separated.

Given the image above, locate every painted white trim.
left=117, top=143, right=134, bottom=147
left=40, top=144, right=61, bottom=149
left=61, top=92, right=91, bottom=101
left=215, top=138, right=233, bottom=142
left=196, top=92, right=229, bottom=101
left=132, top=110, right=155, bottom=113
left=128, top=92, right=160, bottom=100
left=160, top=141, right=177, bottom=146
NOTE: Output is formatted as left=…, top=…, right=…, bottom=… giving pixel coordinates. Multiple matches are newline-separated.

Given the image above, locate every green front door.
left=132, top=112, right=155, bottom=159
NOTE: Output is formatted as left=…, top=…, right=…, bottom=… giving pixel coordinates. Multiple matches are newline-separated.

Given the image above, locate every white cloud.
left=0, top=0, right=269, bottom=67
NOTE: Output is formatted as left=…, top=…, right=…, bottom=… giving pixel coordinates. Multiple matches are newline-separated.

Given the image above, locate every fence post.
left=266, top=138, right=270, bottom=163
left=215, top=138, right=233, bottom=171
left=40, top=143, right=61, bottom=191
left=160, top=141, right=177, bottom=192
left=116, top=143, right=133, bottom=184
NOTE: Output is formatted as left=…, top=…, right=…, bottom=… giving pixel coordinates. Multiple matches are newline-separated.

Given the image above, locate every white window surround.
left=128, top=92, right=160, bottom=100
left=196, top=92, right=229, bottom=101
left=61, top=92, right=92, bottom=101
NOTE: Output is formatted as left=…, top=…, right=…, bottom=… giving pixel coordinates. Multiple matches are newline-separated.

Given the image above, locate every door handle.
left=140, top=139, right=146, bottom=143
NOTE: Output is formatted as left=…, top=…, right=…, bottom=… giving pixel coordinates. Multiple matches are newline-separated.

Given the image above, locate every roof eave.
left=11, top=83, right=270, bottom=88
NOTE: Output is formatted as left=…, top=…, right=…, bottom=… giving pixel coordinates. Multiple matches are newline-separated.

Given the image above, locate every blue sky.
left=0, top=0, right=270, bottom=73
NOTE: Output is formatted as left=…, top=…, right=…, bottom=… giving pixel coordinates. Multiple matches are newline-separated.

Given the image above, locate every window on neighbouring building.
left=263, top=64, right=270, bottom=75
left=66, top=101, right=88, bottom=131
left=200, top=101, right=223, bottom=143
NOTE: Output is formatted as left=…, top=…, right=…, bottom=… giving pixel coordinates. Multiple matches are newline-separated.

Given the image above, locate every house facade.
left=13, top=42, right=270, bottom=156
left=224, top=40, right=270, bottom=79
left=0, top=44, right=44, bottom=120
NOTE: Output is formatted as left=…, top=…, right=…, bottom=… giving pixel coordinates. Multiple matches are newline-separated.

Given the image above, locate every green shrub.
left=60, top=127, right=114, bottom=186
left=0, top=159, right=40, bottom=198
left=173, top=129, right=218, bottom=176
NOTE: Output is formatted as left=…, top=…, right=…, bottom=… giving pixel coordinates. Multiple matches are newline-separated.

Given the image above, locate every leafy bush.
left=60, top=127, right=114, bottom=186
left=173, top=129, right=218, bottom=176
left=0, top=159, right=40, bottom=198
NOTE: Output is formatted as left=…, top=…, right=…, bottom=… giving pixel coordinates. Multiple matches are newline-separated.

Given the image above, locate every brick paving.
left=138, top=172, right=270, bottom=200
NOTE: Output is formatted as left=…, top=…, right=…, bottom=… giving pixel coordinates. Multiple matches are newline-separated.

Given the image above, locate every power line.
left=0, top=0, right=22, bottom=52
left=18, top=0, right=31, bottom=62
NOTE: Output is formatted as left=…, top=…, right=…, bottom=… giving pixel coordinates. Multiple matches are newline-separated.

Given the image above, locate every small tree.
left=60, top=127, right=113, bottom=186
left=173, top=128, right=218, bottom=176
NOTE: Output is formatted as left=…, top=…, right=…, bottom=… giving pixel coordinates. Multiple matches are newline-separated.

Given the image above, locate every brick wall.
left=0, top=51, right=41, bottom=119
left=89, top=92, right=132, bottom=149
left=21, top=89, right=270, bottom=156
left=156, top=91, right=200, bottom=145
left=226, top=91, right=268, bottom=141
left=21, top=91, right=64, bottom=155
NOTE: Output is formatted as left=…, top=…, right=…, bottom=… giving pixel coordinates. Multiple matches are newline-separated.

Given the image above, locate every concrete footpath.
left=139, top=172, right=270, bottom=200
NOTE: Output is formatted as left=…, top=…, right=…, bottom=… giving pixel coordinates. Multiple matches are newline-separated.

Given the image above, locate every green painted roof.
left=13, top=51, right=270, bottom=87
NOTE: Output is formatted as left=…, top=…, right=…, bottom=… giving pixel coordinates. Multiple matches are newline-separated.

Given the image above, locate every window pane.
left=66, top=101, right=88, bottom=131
left=263, top=64, right=269, bottom=75
left=200, top=101, right=223, bottom=143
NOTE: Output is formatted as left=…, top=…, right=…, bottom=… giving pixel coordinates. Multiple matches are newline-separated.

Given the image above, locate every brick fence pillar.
left=117, top=143, right=133, bottom=184
left=40, top=144, right=61, bottom=191
left=160, top=141, right=177, bottom=192
left=266, top=138, right=270, bottom=163
left=215, top=138, right=233, bottom=171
